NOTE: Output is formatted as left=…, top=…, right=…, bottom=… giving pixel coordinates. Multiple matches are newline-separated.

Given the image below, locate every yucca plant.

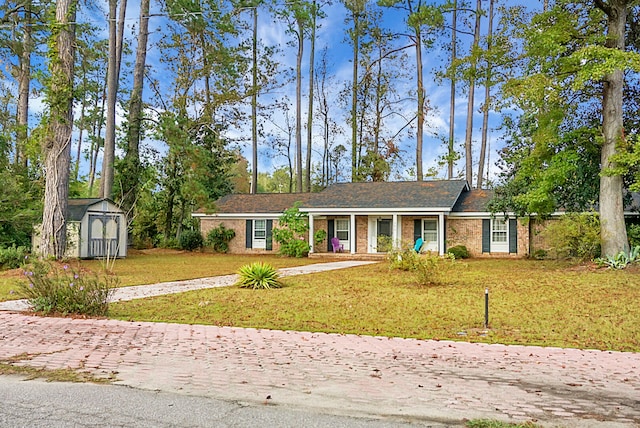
left=236, top=262, right=283, bottom=289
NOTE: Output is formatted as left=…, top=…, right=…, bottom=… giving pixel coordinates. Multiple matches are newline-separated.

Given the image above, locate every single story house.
left=33, top=198, right=127, bottom=259
left=194, top=180, right=528, bottom=257
left=194, top=180, right=640, bottom=258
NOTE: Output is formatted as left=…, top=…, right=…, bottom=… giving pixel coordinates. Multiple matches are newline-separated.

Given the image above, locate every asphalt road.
left=0, top=375, right=446, bottom=428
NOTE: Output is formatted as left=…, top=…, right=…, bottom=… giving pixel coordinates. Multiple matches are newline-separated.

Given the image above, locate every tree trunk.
left=599, top=0, right=629, bottom=257
left=40, top=0, right=77, bottom=259
left=415, top=30, right=424, bottom=182
left=74, top=66, right=87, bottom=181
left=122, top=0, right=149, bottom=214
left=305, top=0, right=317, bottom=192
left=464, top=0, right=482, bottom=187
left=373, top=42, right=382, bottom=181
left=447, top=0, right=457, bottom=180
left=295, top=20, right=304, bottom=192
left=101, top=0, right=118, bottom=199
left=115, top=0, right=127, bottom=78
left=16, top=0, right=32, bottom=169
left=477, top=0, right=494, bottom=189
left=251, top=7, right=258, bottom=194
left=351, top=11, right=360, bottom=182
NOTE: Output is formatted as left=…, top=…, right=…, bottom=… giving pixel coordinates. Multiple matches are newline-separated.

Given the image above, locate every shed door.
left=89, top=214, right=120, bottom=258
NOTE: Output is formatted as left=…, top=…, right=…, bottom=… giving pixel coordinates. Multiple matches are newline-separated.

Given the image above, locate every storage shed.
left=33, top=198, right=127, bottom=259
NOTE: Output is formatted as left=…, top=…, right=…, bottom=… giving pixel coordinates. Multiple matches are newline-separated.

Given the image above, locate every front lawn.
left=0, top=250, right=318, bottom=302
left=109, top=259, right=640, bottom=352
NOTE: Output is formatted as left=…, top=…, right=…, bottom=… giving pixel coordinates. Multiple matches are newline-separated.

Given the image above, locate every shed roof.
left=67, top=198, right=121, bottom=221
left=304, top=180, right=469, bottom=210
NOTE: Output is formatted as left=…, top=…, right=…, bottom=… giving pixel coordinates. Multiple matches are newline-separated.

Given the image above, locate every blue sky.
left=25, top=0, right=542, bottom=186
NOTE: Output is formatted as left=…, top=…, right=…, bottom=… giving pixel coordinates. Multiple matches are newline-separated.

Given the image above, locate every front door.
left=376, top=219, right=392, bottom=253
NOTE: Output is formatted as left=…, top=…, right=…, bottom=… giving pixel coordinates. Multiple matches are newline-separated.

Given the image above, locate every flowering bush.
left=18, top=259, right=118, bottom=315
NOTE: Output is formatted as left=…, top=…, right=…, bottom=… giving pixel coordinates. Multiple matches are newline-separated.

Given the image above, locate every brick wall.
left=446, top=218, right=530, bottom=258
left=446, top=218, right=483, bottom=256
left=200, top=218, right=286, bottom=254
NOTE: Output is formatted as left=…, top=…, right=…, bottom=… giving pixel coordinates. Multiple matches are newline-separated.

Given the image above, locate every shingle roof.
left=199, top=193, right=313, bottom=214
left=451, top=189, right=494, bottom=212
left=67, top=198, right=105, bottom=221
left=304, top=180, right=469, bottom=209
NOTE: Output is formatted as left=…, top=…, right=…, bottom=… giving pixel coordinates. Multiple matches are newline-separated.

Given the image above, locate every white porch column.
left=439, top=213, right=445, bottom=255
left=309, top=214, right=315, bottom=253
left=392, top=214, right=398, bottom=249
left=350, top=214, right=356, bottom=253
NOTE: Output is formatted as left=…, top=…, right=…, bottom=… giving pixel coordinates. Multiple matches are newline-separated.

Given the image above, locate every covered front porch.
left=307, top=211, right=448, bottom=256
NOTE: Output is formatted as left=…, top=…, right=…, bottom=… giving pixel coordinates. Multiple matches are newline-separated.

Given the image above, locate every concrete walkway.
left=0, top=260, right=377, bottom=312
left=1, top=261, right=639, bottom=427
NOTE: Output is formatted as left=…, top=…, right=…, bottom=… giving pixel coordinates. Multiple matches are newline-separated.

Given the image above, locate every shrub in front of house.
left=532, top=249, right=548, bottom=260
left=413, top=252, right=457, bottom=286
left=628, top=224, right=640, bottom=248
left=18, top=260, right=118, bottom=316
left=0, top=245, right=28, bottom=271
left=236, top=262, right=282, bottom=289
left=540, top=213, right=601, bottom=260
left=179, top=230, right=203, bottom=251
left=273, top=203, right=310, bottom=258
left=387, top=244, right=421, bottom=271
left=388, top=245, right=458, bottom=286
left=206, top=224, right=236, bottom=253
left=446, top=245, right=470, bottom=259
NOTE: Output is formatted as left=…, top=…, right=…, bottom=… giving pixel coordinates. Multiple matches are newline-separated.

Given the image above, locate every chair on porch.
left=331, top=237, right=344, bottom=253
left=413, top=237, right=424, bottom=253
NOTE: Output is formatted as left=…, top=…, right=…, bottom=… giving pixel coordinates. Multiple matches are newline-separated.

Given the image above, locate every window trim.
left=253, top=219, right=267, bottom=240
left=490, top=218, right=509, bottom=252
left=335, top=218, right=350, bottom=242
left=421, top=219, right=438, bottom=251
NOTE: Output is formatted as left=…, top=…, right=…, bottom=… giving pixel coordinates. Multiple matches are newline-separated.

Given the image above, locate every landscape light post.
left=484, top=288, right=489, bottom=329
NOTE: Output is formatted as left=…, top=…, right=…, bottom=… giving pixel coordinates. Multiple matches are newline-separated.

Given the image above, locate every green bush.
left=179, top=230, right=203, bottom=251
left=236, top=262, right=282, bottom=289
left=540, top=213, right=601, bottom=260
left=387, top=244, right=421, bottom=271
left=206, top=224, right=236, bottom=253
left=531, top=249, right=548, bottom=260
left=272, top=203, right=310, bottom=258
left=313, top=229, right=327, bottom=247
left=388, top=245, right=458, bottom=286
left=628, top=224, right=640, bottom=248
left=0, top=246, right=28, bottom=270
left=447, top=245, right=470, bottom=259
left=18, top=260, right=118, bottom=316
left=413, top=252, right=457, bottom=286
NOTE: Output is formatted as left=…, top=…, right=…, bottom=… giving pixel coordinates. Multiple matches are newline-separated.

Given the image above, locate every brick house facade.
left=194, top=180, right=537, bottom=258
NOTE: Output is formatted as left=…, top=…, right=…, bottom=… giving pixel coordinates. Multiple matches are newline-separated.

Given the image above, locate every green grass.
left=108, top=259, right=640, bottom=352
left=0, top=250, right=318, bottom=301
left=3, top=254, right=639, bottom=352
